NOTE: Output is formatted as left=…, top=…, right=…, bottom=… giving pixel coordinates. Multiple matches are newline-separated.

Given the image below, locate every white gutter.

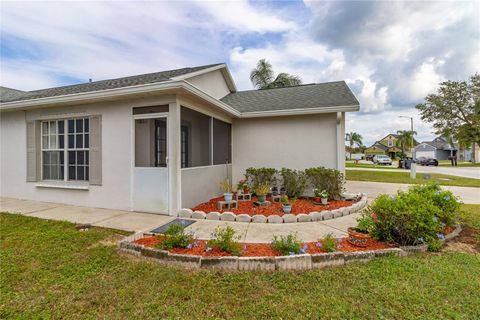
left=238, top=104, right=359, bottom=118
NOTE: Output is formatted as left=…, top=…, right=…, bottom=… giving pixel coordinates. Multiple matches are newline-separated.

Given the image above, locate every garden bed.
left=134, top=235, right=393, bottom=257
left=191, top=196, right=360, bottom=217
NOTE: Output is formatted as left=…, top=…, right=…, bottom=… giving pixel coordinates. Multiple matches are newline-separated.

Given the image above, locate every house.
left=414, top=136, right=479, bottom=161
left=364, top=134, right=402, bottom=159
left=0, top=63, right=360, bottom=215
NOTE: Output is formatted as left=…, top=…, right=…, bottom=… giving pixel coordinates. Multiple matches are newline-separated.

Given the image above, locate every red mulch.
left=191, top=196, right=358, bottom=217
left=133, top=236, right=393, bottom=257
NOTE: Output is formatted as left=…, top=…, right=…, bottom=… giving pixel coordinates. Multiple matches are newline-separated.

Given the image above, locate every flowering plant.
left=271, top=233, right=302, bottom=255
left=156, top=224, right=194, bottom=250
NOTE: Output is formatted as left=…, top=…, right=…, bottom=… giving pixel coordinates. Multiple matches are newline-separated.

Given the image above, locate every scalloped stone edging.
left=117, top=225, right=461, bottom=272
left=179, top=193, right=368, bottom=223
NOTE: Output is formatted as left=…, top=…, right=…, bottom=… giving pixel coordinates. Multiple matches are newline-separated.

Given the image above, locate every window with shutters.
left=41, top=118, right=89, bottom=181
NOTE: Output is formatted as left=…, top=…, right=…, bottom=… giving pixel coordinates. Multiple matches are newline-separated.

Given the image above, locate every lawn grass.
left=346, top=170, right=480, bottom=187
left=438, top=160, right=480, bottom=167
left=1, top=211, right=480, bottom=319
left=345, top=161, right=400, bottom=169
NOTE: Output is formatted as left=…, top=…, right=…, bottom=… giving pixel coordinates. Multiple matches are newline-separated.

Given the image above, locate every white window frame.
left=40, top=117, right=90, bottom=182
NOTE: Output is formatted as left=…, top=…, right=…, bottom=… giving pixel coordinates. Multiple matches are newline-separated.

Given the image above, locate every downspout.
left=336, top=112, right=345, bottom=173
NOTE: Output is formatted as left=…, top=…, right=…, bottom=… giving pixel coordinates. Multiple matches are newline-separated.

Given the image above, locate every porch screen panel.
left=213, top=119, right=232, bottom=165
left=180, top=106, right=211, bottom=168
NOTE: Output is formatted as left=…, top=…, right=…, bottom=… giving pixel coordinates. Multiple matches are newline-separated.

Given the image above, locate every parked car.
left=365, top=155, right=374, bottom=162
left=416, top=157, right=439, bottom=166
left=373, top=155, right=393, bottom=165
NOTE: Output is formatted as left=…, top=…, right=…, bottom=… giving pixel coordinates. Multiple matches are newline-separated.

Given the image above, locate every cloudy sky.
left=1, top=0, right=478, bottom=145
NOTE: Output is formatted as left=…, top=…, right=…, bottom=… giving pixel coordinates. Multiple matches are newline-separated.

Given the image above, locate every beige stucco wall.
left=186, top=70, right=231, bottom=99
left=0, top=95, right=175, bottom=211
left=231, top=113, right=342, bottom=183
left=181, top=164, right=231, bottom=208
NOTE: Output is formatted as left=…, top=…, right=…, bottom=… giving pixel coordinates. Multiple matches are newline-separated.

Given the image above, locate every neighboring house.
left=414, top=136, right=479, bottom=161
left=364, top=134, right=402, bottom=159
left=0, top=63, right=360, bottom=215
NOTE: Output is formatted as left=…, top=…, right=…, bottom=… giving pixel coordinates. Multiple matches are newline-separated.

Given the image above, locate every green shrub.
left=245, top=167, right=277, bottom=189
left=366, top=184, right=461, bottom=246
left=156, top=224, right=193, bottom=250
left=322, top=233, right=339, bottom=252
left=206, top=226, right=242, bottom=256
left=280, top=168, right=307, bottom=198
left=271, top=233, right=304, bottom=255
left=425, top=236, right=443, bottom=252
left=305, top=167, right=344, bottom=200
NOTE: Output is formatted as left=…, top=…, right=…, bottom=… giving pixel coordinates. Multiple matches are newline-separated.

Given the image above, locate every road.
left=347, top=165, right=480, bottom=179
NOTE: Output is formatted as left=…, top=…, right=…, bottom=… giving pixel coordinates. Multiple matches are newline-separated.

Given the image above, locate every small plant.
left=319, top=190, right=329, bottom=199
left=206, top=226, right=242, bottom=256
left=305, top=167, right=345, bottom=200
left=280, top=168, right=307, bottom=198
left=156, top=224, right=193, bottom=250
left=425, top=236, right=443, bottom=252
left=254, top=183, right=270, bottom=202
left=245, top=167, right=277, bottom=189
left=236, top=180, right=248, bottom=192
left=271, top=233, right=302, bottom=255
left=355, top=212, right=376, bottom=234
left=313, top=188, right=321, bottom=198
left=322, top=233, right=339, bottom=252
left=219, top=179, right=234, bottom=193
left=281, top=195, right=295, bottom=213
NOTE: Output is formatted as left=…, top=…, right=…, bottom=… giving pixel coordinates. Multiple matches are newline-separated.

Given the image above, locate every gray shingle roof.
left=0, top=63, right=223, bottom=103
left=220, top=81, right=359, bottom=113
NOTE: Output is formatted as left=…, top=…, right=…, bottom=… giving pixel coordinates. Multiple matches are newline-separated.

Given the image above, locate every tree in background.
left=346, top=132, right=363, bottom=160
left=416, top=74, right=480, bottom=163
left=250, top=59, right=302, bottom=89
left=396, top=130, right=417, bottom=156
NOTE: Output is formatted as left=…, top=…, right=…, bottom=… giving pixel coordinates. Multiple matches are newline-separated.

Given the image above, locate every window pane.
left=85, top=166, right=89, bottom=180
left=60, top=165, right=65, bottom=180
left=68, top=134, right=74, bottom=148
left=135, top=118, right=167, bottom=167
left=50, top=121, right=57, bottom=134
left=84, top=119, right=89, bottom=132
left=76, top=119, right=83, bottom=133
left=68, top=151, right=75, bottom=165
left=43, top=165, right=50, bottom=180
left=76, top=134, right=83, bottom=148
left=85, top=151, right=89, bottom=165
left=59, top=135, right=64, bottom=149
left=77, top=166, right=84, bottom=180
left=43, top=151, right=50, bottom=165
left=213, top=119, right=232, bottom=165
left=68, top=120, right=75, bottom=133
left=68, top=166, right=76, bottom=180
left=84, top=134, right=89, bottom=148
left=58, top=120, right=64, bottom=134
left=43, top=136, right=49, bottom=149
left=49, top=135, right=57, bottom=149
left=42, top=122, right=49, bottom=135
left=77, top=151, right=85, bottom=165
left=180, top=107, right=211, bottom=168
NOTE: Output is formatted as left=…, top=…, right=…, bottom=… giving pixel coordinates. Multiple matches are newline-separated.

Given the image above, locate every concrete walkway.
left=2, top=180, right=478, bottom=243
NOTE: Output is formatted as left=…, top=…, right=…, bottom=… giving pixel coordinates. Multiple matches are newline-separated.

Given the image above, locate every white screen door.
left=133, top=114, right=168, bottom=214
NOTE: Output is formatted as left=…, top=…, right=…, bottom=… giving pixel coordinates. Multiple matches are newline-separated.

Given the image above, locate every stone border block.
left=206, top=211, right=221, bottom=220
left=236, top=214, right=252, bottom=222
left=275, top=254, right=312, bottom=271
left=332, top=209, right=342, bottom=219
left=267, top=215, right=283, bottom=224
left=344, top=250, right=375, bottom=264
left=166, top=253, right=201, bottom=269
left=238, top=257, right=276, bottom=271
left=192, top=211, right=206, bottom=219
left=282, top=214, right=297, bottom=223
left=311, top=252, right=344, bottom=269
left=251, top=214, right=267, bottom=223
left=400, top=244, right=428, bottom=256
left=308, top=211, right=322, bottom=221
left=201, top=256, right=239, bottom=270
left=140, top=246, right=169, bottom=260
left=323, top=211, right=333, bottom=220
left=374, top=248, right=402, bottom=258
left=177, top=208, right=193, bottom=218
left=297, top=213, right=311, bottom=222
left=220, top=212, right=236, bottom=221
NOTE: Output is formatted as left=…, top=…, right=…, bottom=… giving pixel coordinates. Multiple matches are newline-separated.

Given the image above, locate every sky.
left=1, top=0, right=479, bottom=146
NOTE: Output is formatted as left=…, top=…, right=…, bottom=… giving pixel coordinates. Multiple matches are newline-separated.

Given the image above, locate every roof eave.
left=237, top=104, right=360, bottom=118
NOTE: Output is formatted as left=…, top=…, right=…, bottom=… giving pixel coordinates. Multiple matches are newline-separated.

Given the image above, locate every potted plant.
left=347, top=212, right=374, bottom=247
left=220, top=179, right=234, bottom=202
left=281, top=195, right=295, bottom=213
left=313, top=188, right=321, bottom=203
left=236, top=180, right=245, bottom=195
left=320, top=190, right=329, bottom=205
left=254, top=183, right=270, bottom=203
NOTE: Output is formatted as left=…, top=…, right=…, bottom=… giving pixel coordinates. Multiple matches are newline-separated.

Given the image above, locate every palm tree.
left=396, top=130, right=417, bottom=156
left=347, top=132, right=363, bottom=160
left=250, top=59, right=302, bottom=89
